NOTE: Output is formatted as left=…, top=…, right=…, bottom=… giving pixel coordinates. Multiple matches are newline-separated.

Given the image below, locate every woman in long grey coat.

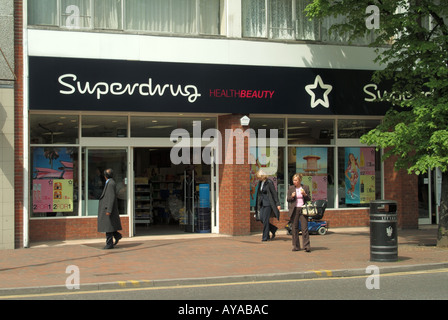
left=97, top=168, right=122, bottom=249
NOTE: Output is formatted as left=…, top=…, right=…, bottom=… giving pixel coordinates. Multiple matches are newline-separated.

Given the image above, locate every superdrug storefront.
left=26, top=56, right=417, bottom=242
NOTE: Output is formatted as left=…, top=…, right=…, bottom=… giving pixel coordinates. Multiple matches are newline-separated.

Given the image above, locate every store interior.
left=133, top=148, right=212, bottom=236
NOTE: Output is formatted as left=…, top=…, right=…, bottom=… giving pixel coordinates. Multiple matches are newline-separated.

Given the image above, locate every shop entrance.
left=418, top=168, right=441, bottom=225
left=132, top=147, right=217, bottom=236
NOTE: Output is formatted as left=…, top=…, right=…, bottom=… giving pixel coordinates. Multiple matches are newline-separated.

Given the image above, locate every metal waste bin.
left=370, top=200, right=398, bottom=262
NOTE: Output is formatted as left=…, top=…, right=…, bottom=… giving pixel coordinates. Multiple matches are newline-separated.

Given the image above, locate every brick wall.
left=384, top=155, right=419, bottom=228
left=29, top=217, right=129, bottom=242
left=218, top=114, right=251, bottom=235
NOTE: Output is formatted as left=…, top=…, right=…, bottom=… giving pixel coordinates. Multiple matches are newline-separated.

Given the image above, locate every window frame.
left=241, top=0, right=376, bottom=44
left=250, top=116, right=384, bottom=211
left=28, top=0, right=223, bottom=36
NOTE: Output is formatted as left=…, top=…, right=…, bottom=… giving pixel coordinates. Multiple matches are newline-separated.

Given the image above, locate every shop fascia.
left=170, top=120, right=278, bottom=170
left=363, top=83, right=433, bottom=103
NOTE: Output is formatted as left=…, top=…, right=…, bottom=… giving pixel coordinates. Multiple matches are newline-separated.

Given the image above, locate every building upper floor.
left=27, top=0, right=376, bottom=46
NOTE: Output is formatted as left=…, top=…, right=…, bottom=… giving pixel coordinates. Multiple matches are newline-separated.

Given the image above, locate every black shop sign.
left=28, top=56, right=392, bottom=115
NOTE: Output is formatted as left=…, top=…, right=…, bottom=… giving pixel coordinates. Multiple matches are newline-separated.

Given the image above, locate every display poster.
left=295, top=147, right=328, bottom=201
left=32, top=148, right=74, bottom=213
left=344, top=147, right=375, bottom=204
left=249, top=147, right=278, bottom=207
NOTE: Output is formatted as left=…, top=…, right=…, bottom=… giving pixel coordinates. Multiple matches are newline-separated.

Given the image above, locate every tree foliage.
left=306, top=0, right=448, bottom=245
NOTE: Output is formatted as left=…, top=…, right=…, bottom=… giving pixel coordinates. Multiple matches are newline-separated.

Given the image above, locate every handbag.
left=301, top=201, right=318, bottom=217
left=254, top=211, right=261, bottom=221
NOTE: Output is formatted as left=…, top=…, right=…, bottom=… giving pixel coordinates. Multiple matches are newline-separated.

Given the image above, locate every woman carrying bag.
left=255, top=169, right=281, bottom=242
left=287, top=173, right=311, bottom=252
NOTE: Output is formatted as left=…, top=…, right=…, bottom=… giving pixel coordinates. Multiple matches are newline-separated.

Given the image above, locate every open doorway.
left=133, top=147, right=214, bottom=236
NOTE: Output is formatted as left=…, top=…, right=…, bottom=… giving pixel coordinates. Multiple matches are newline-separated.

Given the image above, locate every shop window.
left=82, top=115, right=128, bottom=137
left=287, top=146, right=335, bottom=208
left=250, top=147, right=286, bottom=210
left=30, top=147, right=79, bottom=217
left=82, top=148, right=128, bottom=216
left=337, top=147, right=382, bottom=208
left=30, top=114, right=79, bottom=144
left=250, top=118, right=285, bottom=138
left=288, top=118, right=334, bottom=145
left=131, top=116, right=216, bottom=138
left=337, top=119, right=380, bottom=139
left=287, top=145, right=382, bottom=209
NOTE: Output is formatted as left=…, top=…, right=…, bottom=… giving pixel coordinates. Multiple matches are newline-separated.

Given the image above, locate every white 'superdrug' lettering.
left=58, top=74, right=201, bottom=103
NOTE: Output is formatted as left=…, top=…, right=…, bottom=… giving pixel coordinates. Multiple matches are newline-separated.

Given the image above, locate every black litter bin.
left=370, top=200, right=398, bottom=262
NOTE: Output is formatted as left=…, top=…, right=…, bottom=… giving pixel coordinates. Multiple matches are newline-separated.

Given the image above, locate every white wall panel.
left=28, top=29, right=382, bottom=70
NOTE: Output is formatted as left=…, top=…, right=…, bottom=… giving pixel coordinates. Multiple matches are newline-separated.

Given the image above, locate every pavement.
left=0, top=225, right=447, bottom=298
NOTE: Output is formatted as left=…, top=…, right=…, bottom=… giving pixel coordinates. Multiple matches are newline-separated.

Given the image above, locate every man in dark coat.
left=98, top=168, right=122, bottom=249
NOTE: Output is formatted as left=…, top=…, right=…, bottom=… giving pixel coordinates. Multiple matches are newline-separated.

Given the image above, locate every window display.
left=338, top=147, right=382, bottom=208
left=344, top=147, right=376, bottom=204
left=31, top=147, right=78, bottom=217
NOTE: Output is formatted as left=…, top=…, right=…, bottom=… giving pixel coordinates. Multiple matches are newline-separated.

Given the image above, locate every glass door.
left=82, top=148, right=128, bottom=216
left=418, top=169, right=439, bottom=225
left=183, top=146, right=219, bottom=233
left=418, top=173, right=431, bottom=224
left=210, top=147, right=219, bottom=233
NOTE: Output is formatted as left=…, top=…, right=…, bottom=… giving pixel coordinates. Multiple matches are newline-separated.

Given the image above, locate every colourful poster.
left=32, top=147, right=74, bottom=213
left=32, top=179, right=54, bottom=212
left=345, top=147, right=375, bottom=204
left=296, top=147, right=328, bottom=201
left=359, top=147, right=376, bottom=203
left=52, top=179, right=74, bottom=212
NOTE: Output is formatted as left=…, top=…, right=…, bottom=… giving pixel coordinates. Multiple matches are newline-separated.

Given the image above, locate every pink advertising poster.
left=32, top=147, right=74, bottom=213
left=296, top=147, right=328, bottom=201
left=32, top=179, right=54, bottom=213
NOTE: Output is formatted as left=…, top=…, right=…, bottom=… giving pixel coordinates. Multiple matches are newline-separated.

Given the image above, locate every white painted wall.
left=27, top=29, right=382, bottom=71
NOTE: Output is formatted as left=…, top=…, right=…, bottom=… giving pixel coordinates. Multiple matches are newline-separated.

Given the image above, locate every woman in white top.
left=287, top=173, right=311, bottom=252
